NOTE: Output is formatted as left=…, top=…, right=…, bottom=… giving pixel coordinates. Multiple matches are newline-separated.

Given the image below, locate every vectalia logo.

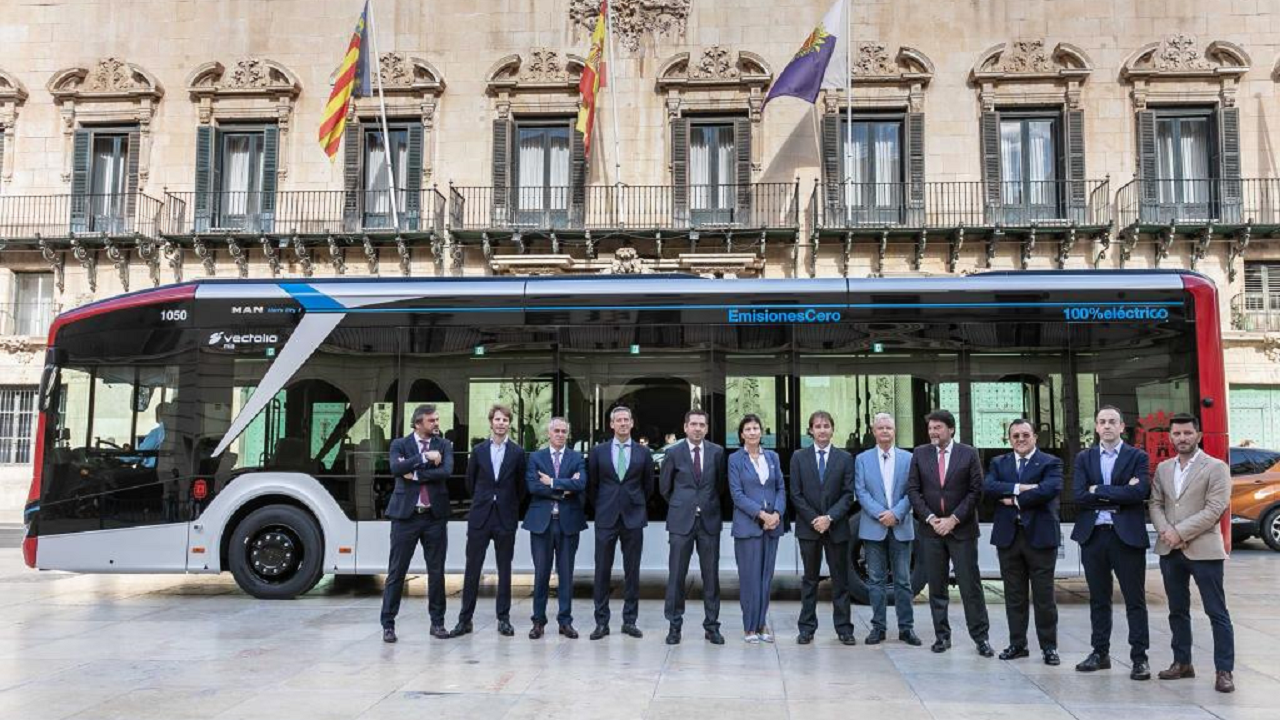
left=727, top=308, right=843, bottom=323
left=208, top=331, right=280, bottom=346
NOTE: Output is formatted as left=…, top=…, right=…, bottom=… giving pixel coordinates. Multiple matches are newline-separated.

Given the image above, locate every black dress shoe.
left=797, top=632, right=814, bottom=645
left=621, top=624, right=643, bottom=638
left=705, top=630, right=725, bottom=645
left=999, top=645, right=1029, bottom=660
left=666, top=627, right=681, bottom=645
left=559, top=624, right=579, bottom=639
left=497, top=620, right=515, bottom=637
left=529, top=623, right=545, bottom=640
left=450, top=621, right=473, bottom=638
left=1215, top=671, right=1235, bottom=693
left=589, top=625, right=610, bottom=640
left=1131, top=660, right=1151, bottom=681
left=838, top=633, right=858, bottom=646
left=430, top=625, right=451, bottom=640
left=900, top=630, right=922, bottom=647
left=976, top=641, right=995, bottom=658
left=1043, top=649, right=1061, bottom=666
left=382, top=627, right=397, bottom=643
left=1075, top=652, right=1111, bottom=672
left=931, top=638, right=951, bottom=653
left=865, top=629, right=886, bottom=645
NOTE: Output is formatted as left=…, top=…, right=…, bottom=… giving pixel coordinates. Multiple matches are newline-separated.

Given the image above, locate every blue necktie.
left=817, top=449, right=827, bottom=483
left=1017, top=456, right=1027, bottom=479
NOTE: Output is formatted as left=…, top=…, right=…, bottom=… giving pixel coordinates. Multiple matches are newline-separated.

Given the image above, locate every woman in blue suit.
left=729, top=413, right=787, bottom=643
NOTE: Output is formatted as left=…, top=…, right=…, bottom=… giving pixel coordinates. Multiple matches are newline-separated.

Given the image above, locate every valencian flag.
left=764, top=0, right=848, bottom=106
left=576, top=0, right=607, bottom=156
left=318, top=1, right=373, bottom=160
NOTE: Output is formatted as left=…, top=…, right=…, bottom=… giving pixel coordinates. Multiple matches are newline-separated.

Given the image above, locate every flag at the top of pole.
left=318, top=1, right=373, bottom=160
left=764, top=0, right=848, bottom=107
left=576, top=0, right=607, bottom=157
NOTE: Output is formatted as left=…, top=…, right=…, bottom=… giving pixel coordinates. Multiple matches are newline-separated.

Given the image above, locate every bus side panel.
left=37, top=523, right=189, bottom=573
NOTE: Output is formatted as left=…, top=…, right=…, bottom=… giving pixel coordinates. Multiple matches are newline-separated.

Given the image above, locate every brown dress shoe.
left=1215, top=671, right=1235, bottom=693
left=1157, top=662, right=1195, bottom=680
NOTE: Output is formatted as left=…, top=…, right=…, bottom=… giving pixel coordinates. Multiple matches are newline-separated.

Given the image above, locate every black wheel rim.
left=245, top=523, right=303, bottom=584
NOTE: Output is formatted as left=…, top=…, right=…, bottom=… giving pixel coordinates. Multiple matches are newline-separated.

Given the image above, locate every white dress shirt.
left=878, top=447, right=896, bottom=504
left=1173, top=450, right=1201, bottom=497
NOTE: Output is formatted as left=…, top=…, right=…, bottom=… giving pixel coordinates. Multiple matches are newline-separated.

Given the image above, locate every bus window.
left=467, top=377, right=553, bottom=451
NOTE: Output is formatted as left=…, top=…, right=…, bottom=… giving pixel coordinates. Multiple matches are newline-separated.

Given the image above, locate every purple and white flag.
left=765, top=0, right=849, bottom=107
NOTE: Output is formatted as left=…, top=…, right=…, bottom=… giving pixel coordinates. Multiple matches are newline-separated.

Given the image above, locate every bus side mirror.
left=1202, top=397, right=1215, bottom=408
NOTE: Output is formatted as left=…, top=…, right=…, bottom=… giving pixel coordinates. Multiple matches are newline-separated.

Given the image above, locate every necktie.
left=553, top=451, right=562, bottom=477
left=817, top=449, right=827, bottom=483
left=1017, top=456, right=1027, bottom=479
left=937, top=447, right=947, bottom=514
left=692, top=445, right=702, bottom=482
left=615, top=443, right=627, bottom=479
left=418, top=437, right=431, bottom=507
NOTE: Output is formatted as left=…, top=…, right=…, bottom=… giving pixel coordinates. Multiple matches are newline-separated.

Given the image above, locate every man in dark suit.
left=453, top=404, right=527, bottom=638
left=789, top=410, right=857, bottom=646
left=1071, top=406, right=1152, bottom=680
left=380, top=403, right=454, bottom=643
left=660, top=409, right=726, bottom=645
left=587, top=405, right=655, bottom=640
left=983, top=418, right=1063, bottom=665
left=524, top=416, right=587, bottom=639
left=907, top=408, right=992, bottom=657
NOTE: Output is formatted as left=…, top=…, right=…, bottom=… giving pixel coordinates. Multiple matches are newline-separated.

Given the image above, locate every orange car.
left=1230, top=447, right=1280, bottom=552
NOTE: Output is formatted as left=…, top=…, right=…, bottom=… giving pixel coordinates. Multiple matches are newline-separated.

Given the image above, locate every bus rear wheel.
left=228, top=505, right=325, bottom=599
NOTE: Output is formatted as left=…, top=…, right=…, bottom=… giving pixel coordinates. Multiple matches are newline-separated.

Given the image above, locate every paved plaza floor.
left=0, top=540, right=1276, bottom=720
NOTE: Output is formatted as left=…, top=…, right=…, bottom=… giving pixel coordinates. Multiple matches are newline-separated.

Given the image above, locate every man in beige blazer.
left=1148, top=413, right=1234, bottom=694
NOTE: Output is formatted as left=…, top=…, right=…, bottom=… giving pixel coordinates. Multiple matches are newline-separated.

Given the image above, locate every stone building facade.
left=0, top=0, right=1279, bottom=511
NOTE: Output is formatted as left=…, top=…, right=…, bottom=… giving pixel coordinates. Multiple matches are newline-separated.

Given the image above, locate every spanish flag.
left=575, top=0, right=607, bottom=157
left=318, top=2, right=373, bottom=160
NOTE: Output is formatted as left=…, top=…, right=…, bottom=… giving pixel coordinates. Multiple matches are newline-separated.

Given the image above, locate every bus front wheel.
left=228, top=504, right=325, bottom=599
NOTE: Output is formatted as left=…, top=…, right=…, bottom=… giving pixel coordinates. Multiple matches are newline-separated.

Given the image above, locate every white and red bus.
left=23, top=270, right=1226, bottom=599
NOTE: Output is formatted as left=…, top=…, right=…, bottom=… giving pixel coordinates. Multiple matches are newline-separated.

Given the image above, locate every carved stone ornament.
left=691, top=46, right=737, bottom=80
left=377, top=53, right=447, bottom=94
left=486, top=51, right=586, bottom=94
left=972, top=40, right=1093, bottom=81
left=48, top=59, right=162, bottom=184
left=570, top=0, right=691, bottom=53
left=1122, top=34, right=1250, bottom=79
left=853, top=42, right=900, bottom=77
left=657, top=48, right=772, bottom=90
left=0, top=337, right=41, bottom=363
left=607, top=247, right=648, bottom=275
left=0, top=68, right=27, bottom=104
left=848, top=43, right=934, bottom=82
left=0, top=67, right=27, bottom=182
left=186, top=58, right=301, bottom=98
left=48, top=58, right=163, bottom=101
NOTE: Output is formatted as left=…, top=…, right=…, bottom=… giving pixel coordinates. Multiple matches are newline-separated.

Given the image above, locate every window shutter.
left=403, top=124, right=424, bottom=231
left=906, top=112, right=926, bottom=225
left=125, top=130, right=141, bottom=230
left=341, top=121, right=362, bottom=232
left=259, top=126, right=279, bottom=233
left=570, top=124, right=586, bottom=227
left=193, top=126, right=214, bottom=232
left=1065, top=109, right=1087, bottom=223
left=980, top=111, right=1002, bottom=214
left=69, top=129, right=91, bottom=233
left=1218, top=106, right=1242, bottom=223
left=734, top=117, right=752, bottom=223
left=671, top=116, right=689, bottom=226
left=0, top=131, right=5, bottom=191
left=491, top=118, right=512, bottom=225
left=1136, top=110, right=1158, bottom=204
left=821, top=113, right=841, bottom=218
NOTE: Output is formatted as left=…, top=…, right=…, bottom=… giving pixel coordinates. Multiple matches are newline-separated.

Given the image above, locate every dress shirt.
left=1096, top=441, right=1122, bottom=525
left=878, top=446, right=896, bottom=505
left=1173, top=450, right=1201, bottom=498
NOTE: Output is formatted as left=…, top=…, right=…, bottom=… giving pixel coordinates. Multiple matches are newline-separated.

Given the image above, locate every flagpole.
left=367, top=0, right=400, bottom=230
left=845, top=0, right=853, bottom=192
left=605, top=0, right=622, bottom=187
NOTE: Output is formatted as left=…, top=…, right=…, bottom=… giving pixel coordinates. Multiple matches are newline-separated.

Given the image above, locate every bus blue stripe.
left=291, top=300, right=1185, bottom=314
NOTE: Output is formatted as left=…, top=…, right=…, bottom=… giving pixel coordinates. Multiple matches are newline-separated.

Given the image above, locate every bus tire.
left=847, top=535, right=928, bottom=606
left=228, top=504, right=325, bottom=599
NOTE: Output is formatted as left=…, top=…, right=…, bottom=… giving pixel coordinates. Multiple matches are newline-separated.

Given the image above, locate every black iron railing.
left=161, top=189, right=446, bottom=237
left=0, top=193, right=165, bottom=240
left=1117, top=178, right=1280, bottom=227
left=1232, top=292, right=1280, bottom=332
left=448, top=183, right=800, bottom=232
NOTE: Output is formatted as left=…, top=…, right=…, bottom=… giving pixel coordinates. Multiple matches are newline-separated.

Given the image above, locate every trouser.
left=1160, top=550, right=1234, bottom=672
left=864, top=534, right=915, bottom=633
left=997, top=526, right=1058, bottom=650
left=735, top=534, right=780, bottom=633
left=594, top=524, right=644, bottom=626
left=797, top=534, right=853, bottom=636
left=1080, top=526, right=1149, bottom=661
left=664, top=523, right=722, bottom=632
left=530, top=519, right=581, bottom=627
left=380, top=511, right=448, bottom=629
left=457, top=525, right=516, bottom=623
left=919, top=531, right=989, bottom=643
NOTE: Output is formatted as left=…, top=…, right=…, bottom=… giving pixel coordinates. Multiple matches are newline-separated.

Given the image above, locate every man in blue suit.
left=453, top=404, right=527, bottom=638
left=854, top=413, right=919, bottom=646
left=380, top=404, right=454, bottom=643
left=1071, top=406, right=1152, bottom=680
left=524, top=416, right=586, bottom=639
left=983, top=419, right=1063, bottom=665
left=587, top=406, right=655, bottom=640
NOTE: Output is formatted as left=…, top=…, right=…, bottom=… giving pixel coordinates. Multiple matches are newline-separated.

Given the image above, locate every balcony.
left=447, top=183, right=801, bottom=253
left=0, top=193, right=165, bottom=246
left=1116, top=178, right=1280, bottom=229
left=161, top=189, right=446, bottom=239
left=1231, top=292, right=1280, bottom=333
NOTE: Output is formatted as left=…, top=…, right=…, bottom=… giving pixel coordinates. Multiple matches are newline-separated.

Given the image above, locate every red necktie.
left=937, top=447, right=947, bottom=514
left=418, top=437, right=431, bottom=507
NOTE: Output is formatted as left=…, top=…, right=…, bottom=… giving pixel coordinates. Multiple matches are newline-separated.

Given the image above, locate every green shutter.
left=906, top=112, right=926, bottom=225
left=341, top=121, right=362, bottom=232
left=821, top=113, right=841, bottom=222
left=734, top=117, right=752, bottom=223
left=1136, top=110, right=1158, bottom=203
left=125, top=131, right=141, bottom=231
left=404, top=124, right=423, bottom=231
left=69, top=129, right=91, bottom=232
left=491, top=118, right=512, bottom=225
left=1065, top=109, right=1087, bottom=224
left=671, top=117, right=688, bottom=226
left=193, top=126, right=215, bottom=232
left=1219, top=106, right=1242, bottom=223
left=980, top=111, right=1002, bottom=216
left=570, top=123, right=586, bottom=227
left=260, top=126, right=279, bottom=232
